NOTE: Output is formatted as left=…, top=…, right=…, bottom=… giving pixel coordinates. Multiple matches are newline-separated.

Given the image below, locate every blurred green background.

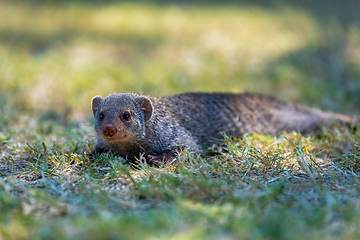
left=1, top=0, right=360, bottom=121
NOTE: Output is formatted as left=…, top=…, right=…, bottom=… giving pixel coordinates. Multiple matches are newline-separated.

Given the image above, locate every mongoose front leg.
left=145, top=151, right=178, bottom=166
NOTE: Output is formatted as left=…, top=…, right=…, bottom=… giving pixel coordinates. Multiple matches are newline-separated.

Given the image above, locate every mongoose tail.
left=331, top=112, right=358, bottom=125
left=270, top=104, right=358, bottom=135
left=265, top=105, right=357, bottom=135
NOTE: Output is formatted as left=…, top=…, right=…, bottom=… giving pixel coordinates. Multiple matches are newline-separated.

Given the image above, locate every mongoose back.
left=91, top=92, right=356, bottom=164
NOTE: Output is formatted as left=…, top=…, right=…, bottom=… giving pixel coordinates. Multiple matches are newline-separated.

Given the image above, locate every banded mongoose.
left=91, top=92, right=356, bottom=164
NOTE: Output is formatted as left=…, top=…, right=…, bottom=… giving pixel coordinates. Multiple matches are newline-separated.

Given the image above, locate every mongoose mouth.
left=100, top=134, right=131, bottom=143
left=100, top=124, right=132, bottom=143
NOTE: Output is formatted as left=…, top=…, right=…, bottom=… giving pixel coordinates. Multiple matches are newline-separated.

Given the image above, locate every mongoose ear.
left=91, top=96, right=103, bottom=116
left=138, top=97, right=153, bottom=122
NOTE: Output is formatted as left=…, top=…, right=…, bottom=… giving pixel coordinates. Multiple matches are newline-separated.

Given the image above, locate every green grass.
left=1, top=0, right=360, bottom=239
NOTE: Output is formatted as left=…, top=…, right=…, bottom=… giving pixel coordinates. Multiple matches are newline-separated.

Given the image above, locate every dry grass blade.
left=286, top=138, right=320, bottom=187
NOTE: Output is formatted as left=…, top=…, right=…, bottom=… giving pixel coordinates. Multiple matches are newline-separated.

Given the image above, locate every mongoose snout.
left=103, top=124, right=117, bottom=137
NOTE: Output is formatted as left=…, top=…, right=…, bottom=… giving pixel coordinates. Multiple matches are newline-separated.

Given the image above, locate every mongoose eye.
left=122, top=112, right=131, bottom=121
left=99, top=113, right=105, bottom=120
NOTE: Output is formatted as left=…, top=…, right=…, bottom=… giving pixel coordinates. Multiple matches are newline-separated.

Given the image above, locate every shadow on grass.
left=259, top=38, right=360, bottom=113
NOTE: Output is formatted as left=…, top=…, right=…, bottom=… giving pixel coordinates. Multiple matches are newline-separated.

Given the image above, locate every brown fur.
left=91, top=92, right=357, bottom=165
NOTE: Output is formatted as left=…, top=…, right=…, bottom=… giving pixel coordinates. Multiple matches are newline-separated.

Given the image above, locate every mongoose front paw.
left=145, top=155, right=162, bottom=166
left=146, top=153, right=176, bottom=166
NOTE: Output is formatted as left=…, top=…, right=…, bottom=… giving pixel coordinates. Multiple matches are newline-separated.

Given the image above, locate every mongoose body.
left=91, top=92, right=355, bottom=164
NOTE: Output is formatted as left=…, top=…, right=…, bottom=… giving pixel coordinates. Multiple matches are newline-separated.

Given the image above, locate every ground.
left=1, top=0, right=360, bottom=239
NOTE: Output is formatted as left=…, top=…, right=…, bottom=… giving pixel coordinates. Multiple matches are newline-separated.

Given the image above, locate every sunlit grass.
left=1, top=112, right=360, bottom=238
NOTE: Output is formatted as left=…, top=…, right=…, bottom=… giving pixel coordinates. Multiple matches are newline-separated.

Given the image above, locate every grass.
left=1, top=0, right=360, bottom=239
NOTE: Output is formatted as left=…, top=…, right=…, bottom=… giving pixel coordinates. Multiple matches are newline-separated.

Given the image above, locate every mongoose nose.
left=103, top=125, right=117, bottom=137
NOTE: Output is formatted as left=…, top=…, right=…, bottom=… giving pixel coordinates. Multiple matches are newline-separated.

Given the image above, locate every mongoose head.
left=91, top=93, right=153, bottom=144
